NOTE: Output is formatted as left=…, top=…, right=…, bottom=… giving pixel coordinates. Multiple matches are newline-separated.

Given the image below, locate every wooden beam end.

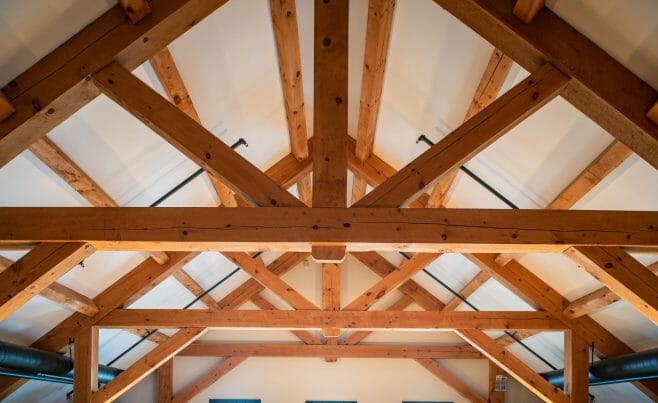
left=119, top=0, right=151, bottom=24
left=0, top=91, right=16, bottom=121
left=512, top=0, right=546, bottom=24
left=312, top=245, right=346, bottom=263
left=647, top=101, right=658, bottom=125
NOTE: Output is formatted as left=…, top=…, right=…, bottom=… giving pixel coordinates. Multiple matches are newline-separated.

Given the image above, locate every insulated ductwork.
left=0, top=340, right=121, bottom=384
left=541, top=347, right=658, bottom=388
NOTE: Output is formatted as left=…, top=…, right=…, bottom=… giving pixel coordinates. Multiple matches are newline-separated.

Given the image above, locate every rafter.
left=0, top=255, right=98, bottom=316
left=443, top=271, right=491, bottom=311
left=149, top=47, right=241, bottom=208
left=432, top=0, right=658, bottom=169
left=93, top=62, right=302, bottom=208
left=426, top=48, right=513, bottom=208
left=91, top=328, right=206, bottom=403
left=179, top=343, right=484, bottom=359
left=270, top=0, right=313, bottom=206
left=98, top=309, right=566, bottom=330
left=0, top=0, right=230, bottom=168
left=351, top=0, right=396, bottom=203
left=565, top=246, right=658, bottom=325
left=416, top=358, right=487, bottom=403
left=457, top=329, right=568, bottom=403
left=354, top=63, right=568, bottom=207
left=0, top=243, right=95, bottom=321
left=172, top=357, right=246, bottom=403
left=344, top=253, right=440, bottom=311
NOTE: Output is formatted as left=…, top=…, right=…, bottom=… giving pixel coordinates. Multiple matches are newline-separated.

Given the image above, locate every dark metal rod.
left=105, top=252, right=261, bottom=367
left=415, top=134, right=519, bottom=209
left=149, top=137, right=248, bottom=207
left=0, top=369, right=73, bottom=385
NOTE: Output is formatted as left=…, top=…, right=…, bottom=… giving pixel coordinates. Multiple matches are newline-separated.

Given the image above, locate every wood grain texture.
left=565, top=246, right=658, bottom=325
left=249, top=293, right=321, bottom=345
left=312, top=0, right=349, bottom=262
left=1, top=207, right=655, bottom=252
left=0, top=0, right=229, bottom=168
left=0, top=242, right=94, bottom=321
left=73, top=326, right=98, bottom=403
left=341, top=294, right=415, bottom=345
left=93, top=62, right=302, bottom=208
left=564, top=330, right=589, bottom=402
left=416, top=358, right=487, bottom=403
left=443, top=271, right=491, bottom=311
left=99, top=309, right=566, bottom=330
left=156, top=359, right=173, bottom=403
left=547, top=140, right=632, bottom=210
left=322, top=262, right=341, bottom=338
left=427, top=48, right=513, bottom=208
left=432, top=0, right=658, bottom=169
left=354, top=63, right=568, bottom=207
left=489, top=361, right=506, bottom=403
left=456, top=329, right=568, bottom=403
left=179, top=343, right=484, bottom=359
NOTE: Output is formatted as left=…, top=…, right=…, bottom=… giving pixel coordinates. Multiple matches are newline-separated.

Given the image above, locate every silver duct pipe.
left=541, top=347, right=658, bottom=388
left=0, top=340, right=121, bottom=384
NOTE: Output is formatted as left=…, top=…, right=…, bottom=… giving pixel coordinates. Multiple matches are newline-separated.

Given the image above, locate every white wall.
left=118, top=356, right=540, bottom=403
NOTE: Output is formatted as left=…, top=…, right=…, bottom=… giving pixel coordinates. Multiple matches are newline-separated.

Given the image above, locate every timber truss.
left=0, top=0, right=657, bottom=402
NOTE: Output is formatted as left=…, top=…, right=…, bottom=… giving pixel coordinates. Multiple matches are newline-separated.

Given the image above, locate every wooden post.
left=157, top=359, right=174, bottom=402
left=564, top=331, right=590, bottom=402
left=74, top=326, right=98, bottom=403
left=489, top=361, right=505, bottom=403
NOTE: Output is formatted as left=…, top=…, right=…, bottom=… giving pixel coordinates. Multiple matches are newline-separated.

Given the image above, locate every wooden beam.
left=119, top=0, right=151, bottom=23
left=564, top=287, right=620, bottom=319
left=221, top=252, right=319, bottom=310
left=127, top=328, right=170, bottom=344
left=426, top=48, right=513, bottom=208
left=443, top=271, right=490, bottom=311
left=489, top=361, right=505, bottom=403
left=179, top=343, right=484, bottom=359
left=344, top=253, right=440, bottom=311
left=171, top=269, right=221, bottom=310
left=465, top=253, right=658, bottom=399
left=92, top=328, right=205, bottom=403
left=93, top=62, right=303, bottom=208
left=547, top=140, right=632, bottom=210
left=432, top=0, right=658, bottom=169
left=342, top=295, right=415, bottom=345
left=564, top=262, right=658, bottom=319
left=354, top=63, right=569, bottom=207
left=0, top=255, right=99, bottom=316
left=456, top=329, right=568, bottom=403
left=311, top=0, right=349, bottom=262
left=28, top=137, right=118, bottom=207
left=351, top=0, right=396, bottom=203
left=565, top=246, right=658, bottom=325
left=0, top=243, right=95, bottom=321
left=1, top=207, right=656, bottom=252
left=217, top=252, right=309, bottom=310
left=73, top=326, right=98, bottom=403
left=0, top=0, right=230, bottom=168
left=249, top=293, right=321, bottom=345
left=0, top=91, right=15, bottom=121
left=269, top=0, right=313, bottom=206
left=156, top=359, right=173, bottom=403
left=149, top=47, right=240, bottom=208
left=512, top=0, right=545, bottom=24
left=0, top=252, right=198, bottom=399
left=564, top=331, right=589, bottom=402
left=322, top=263, right=341, bottom=338
left=98, top=309, right=567, bottom=330
left=171, top=357, right=246, bottom=403
left=416, top=359, right=486, bottom=403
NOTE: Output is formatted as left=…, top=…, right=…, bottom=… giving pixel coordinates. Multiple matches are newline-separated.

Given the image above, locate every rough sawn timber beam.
left=0, top=207, right=655, bottom=252
left=0, top=0, right=230, bottom=168
left=432, top=0, right=658, bottom=169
